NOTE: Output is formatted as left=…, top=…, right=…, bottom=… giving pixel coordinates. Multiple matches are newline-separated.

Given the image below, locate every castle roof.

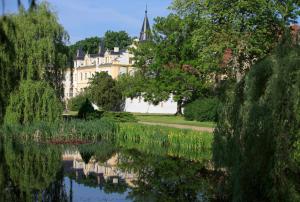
left=139, top=6, right=151, bottom=41
left=76, top=47, right=85, bottom=60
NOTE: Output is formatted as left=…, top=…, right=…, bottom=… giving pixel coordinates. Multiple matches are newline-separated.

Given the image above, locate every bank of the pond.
left=1, top=120, right=213, bottom=162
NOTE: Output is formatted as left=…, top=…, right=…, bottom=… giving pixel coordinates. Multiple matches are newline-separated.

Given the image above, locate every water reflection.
left=0, top=137, right=67, bottom=202
left=0, top=137, right=221, bottom=202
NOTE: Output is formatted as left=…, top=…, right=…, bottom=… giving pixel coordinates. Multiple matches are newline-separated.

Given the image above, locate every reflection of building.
left=63, top=8, right=178, bottom=114
left=62, top=150, right=136, bottom=187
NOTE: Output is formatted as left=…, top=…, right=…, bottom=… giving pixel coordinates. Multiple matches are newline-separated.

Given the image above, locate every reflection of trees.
left=84, top=141, right=117, bottom=163
left=119, top=149, right=219, bottom=202
left=2, top=138, right=68, bottom=201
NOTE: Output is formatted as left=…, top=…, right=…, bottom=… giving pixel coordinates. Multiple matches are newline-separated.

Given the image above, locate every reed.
left=1, top=119, right=118, bottom=142
left=117, top=123, right=213, bottom=162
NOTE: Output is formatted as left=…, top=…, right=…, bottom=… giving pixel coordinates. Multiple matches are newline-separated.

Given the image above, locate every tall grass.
left=117, top=123, right=212, bottom=162
left=1, top=119, right=118, bottom=142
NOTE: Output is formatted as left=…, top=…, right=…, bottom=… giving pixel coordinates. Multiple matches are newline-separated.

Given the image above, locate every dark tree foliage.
left=184, top=98, right=219, bottom=122
left=88, top=72, right=124, bottom=112
left=78, top=98, right=103, bottom=120
left=0, top=2, right=69, bottom=123
left=68, top=36, right=102, bottom=59
left=104, top=30, right=132, bottom=50
left=213, top=34, right=300, bottom=201
left=67, top=92, right=89, bottom=111
left=0, top=16, right=16, bottom=124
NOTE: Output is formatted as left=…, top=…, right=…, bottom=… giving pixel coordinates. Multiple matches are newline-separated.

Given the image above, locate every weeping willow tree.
left=0, top=2, right=69, bottom=123
left=213, top=34, right=300, bottom=201
left=4, top=80, right=63, bottom=125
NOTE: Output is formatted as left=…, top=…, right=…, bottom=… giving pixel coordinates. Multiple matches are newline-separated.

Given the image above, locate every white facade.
left=124, top=97, right=177, bottom=114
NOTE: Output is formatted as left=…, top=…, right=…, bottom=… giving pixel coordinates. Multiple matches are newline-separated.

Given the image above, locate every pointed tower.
left=139, top=5, right=151, bottom=42
left=98, top=40, right=105, bottom=56
left=76, top=47, right=84, bottom=60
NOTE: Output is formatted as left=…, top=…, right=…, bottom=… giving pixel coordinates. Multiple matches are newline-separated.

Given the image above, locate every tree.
left=4, top=80, right=63, bottom=125
left=213, top=35, right=300, bottom=201
left=88, top=72, right=124, bottom=111
left=0, top=2, right=69, bottom=123
left=104, top=30, right=132, bottom=50
left=131, top=14, right=209, bottom=115
left=171, top=0, right=300, bottom=82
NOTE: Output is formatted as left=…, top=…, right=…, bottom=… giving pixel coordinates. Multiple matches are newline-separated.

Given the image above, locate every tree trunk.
left=175, top=99, right=183, bottom=116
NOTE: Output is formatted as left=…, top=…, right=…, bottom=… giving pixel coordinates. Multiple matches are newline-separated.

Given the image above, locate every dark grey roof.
left=139, top=7, right=151, bottom=41
left=90, top=53, right=102, bottom=58
left=76, top=47, right=85, bottom=60
left=98, top=40, right=105, bottom=55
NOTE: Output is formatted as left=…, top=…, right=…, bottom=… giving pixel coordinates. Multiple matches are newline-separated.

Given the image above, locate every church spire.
left=139, top=5, right=151, bottom=42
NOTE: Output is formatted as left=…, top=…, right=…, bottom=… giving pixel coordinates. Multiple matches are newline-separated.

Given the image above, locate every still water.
left=0, top=138, right=221, bottom=202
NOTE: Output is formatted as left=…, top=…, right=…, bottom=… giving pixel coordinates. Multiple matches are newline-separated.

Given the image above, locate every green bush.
left=68, top=93, right=88, bottom=111
left=89, top=72, right=124, bottom=111
left=4, top=80, right=63, bottom=125
left=184, top=98, right=219, bottom=122
left=78, top=99, right=103, bottom=120
left=102, top=112, right=137, bottom=123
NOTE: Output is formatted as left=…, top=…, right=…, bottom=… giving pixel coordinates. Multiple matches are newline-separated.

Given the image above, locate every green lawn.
left=134, top=114, right=215, bottom=128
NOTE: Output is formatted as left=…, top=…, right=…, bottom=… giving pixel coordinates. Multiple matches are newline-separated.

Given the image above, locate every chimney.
left=114, top=47, right=119, bottom=53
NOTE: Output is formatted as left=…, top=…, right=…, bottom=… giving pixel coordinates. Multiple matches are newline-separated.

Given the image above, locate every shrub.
left=78, top=99, right=103, bottom=120
left=68, top=93, right=88, bottom=111
left=4, top=80, right=63, bottom=125
left=88, top=72, right=124, bottom=111
left=102, top=112, right=137, bottom=123
left=184, top=98, right=219, bottom=122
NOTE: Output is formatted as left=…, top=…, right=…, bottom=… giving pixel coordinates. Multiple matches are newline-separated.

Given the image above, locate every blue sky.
left=2, top=0, right=172, bottom=44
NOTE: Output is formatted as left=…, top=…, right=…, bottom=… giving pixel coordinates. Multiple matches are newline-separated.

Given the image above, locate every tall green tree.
left=88, top=72, right=124, bottom=111
left=171, top=0, right=300, bottom=81
left=68, top=36, right=101, bottom=58
left=104, top=30, right=132, bottom=50
left=131, top=14, right=209, bottom=115
left=0, top=2, right=69, bottom=123
left=213, top=35, right=300, bottom=201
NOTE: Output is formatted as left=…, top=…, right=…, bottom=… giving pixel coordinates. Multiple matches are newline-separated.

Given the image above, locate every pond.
left=0, top=137, right=222, bottom=202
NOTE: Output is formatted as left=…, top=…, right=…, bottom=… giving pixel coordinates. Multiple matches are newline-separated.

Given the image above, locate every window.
left=81, top=73, right=83, bottom=80
left=85, top=73, right=87, bottom=79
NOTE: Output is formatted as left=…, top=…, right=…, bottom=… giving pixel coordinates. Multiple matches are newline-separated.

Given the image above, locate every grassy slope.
left=134, top=114, right=215, bottom=128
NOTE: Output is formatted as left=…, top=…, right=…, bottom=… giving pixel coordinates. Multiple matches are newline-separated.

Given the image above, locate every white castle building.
left=63, top=9, right=177, bottom=114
